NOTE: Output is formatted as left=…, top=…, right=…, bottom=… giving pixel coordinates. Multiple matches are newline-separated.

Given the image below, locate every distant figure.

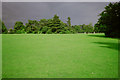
left=94, top=32, right=95, bottom=34
left=84, top=32, right=86, bottom=34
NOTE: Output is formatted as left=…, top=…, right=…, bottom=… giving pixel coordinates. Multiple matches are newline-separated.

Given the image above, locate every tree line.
left=2, top=14, right=94, bottom=34
left=94, top=2, right=120, bottom=38
left=1, top=2, right=120, bottom=38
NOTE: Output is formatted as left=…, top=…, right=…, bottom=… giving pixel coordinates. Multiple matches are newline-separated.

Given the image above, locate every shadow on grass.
left=88, top=34, right=120, bottom=39
left=93, top=42, right=119, bottom=51
left=88, top=34, right=119, bottom=51
left=88, top=34, right=109, bottom=38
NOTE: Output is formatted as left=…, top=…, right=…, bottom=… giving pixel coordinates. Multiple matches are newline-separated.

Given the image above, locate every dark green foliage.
left=52, top=14, right=61, bottom=27
left=8, top=28, right=14, bottom=34
left=42, top=26, right=48, bottom=34
left=72, top=23, right=94, bottom=33
left=16, top=29, right=26, bottom=34
left=94, top=23, right=100, bottom=33
left=95, top=2, right=120, bottom=38
left=46, top=29, right=52, bottom=34
left=25, top=20, right=39, bottom=34
left=72, top=25, right=82, bottom=33
left=14, top=21, right=25, bottom=30
left=2, top=22, right=8, bottom=34
left=0, top=20, right=2, bottom=34
left=67, top=17, right=71, bottom=27
left=4, top=14, right=94, bottom=34
left=14, top=21, right=25, bottom=34
left=87, top=23, right=94, bottom=33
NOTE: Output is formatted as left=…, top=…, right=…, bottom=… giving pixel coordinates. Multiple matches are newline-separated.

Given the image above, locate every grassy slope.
left=2, top=33, right=118, bottom=78
left=0, top=34, right=2, bottom=79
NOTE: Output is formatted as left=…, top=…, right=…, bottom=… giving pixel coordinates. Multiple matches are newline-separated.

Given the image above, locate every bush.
left=8, top=29, right=14, bottom=34
left=96, top=2, right=120, bottom=38
left=41, top=26, right=48, bottom=34
left=46, top=29, right=52, bottom=34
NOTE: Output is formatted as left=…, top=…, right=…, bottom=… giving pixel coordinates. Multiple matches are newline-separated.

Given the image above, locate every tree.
left=25, top=20, right=39, bottom=33
left=49, top=14, right=62, bottom=33
left=72, top=25, right=82, bottom=33
left=14, top=21, right=25, bottom=33
left=87, top=23, right=94, bottom=33
left=0, top=20, right=2, bottom=34
left=47, top=19, right=53, bottom=28
left=8, top=28, right=14, bottom=34
left=39, top=19, right=48, bottom=27
left=46, top=29, right=52, bottom=34
left=41, top=26, right=48, bottom=34
left=52, top=14, right=61, bottom=28
left=96, top=2, right=120, bottom=38
left=5, top=14, right=97, bottom=34
left=67, top=17, right=71, bottom=27
left=14, top=21, right=25, bottom=30
left=2, top=22, right=8, bottom=34
left=94, top=22, right=100, bottom=33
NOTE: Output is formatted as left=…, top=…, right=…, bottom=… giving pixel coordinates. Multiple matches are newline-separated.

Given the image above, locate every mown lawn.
left=2, top=33, right=118, bottom=78
left=0, top=34, right=2, bottom=79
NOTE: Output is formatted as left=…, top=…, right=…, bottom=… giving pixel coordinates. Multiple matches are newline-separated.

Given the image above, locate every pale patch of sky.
left=2, top=2, right=111, bottom=29
left=1, top=0, right=120, bottom=2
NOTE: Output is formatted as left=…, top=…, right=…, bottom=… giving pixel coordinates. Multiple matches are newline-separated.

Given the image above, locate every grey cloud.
left=2, top=2, right=109, bottom=29
left=2, top=0, right=120, bottom=2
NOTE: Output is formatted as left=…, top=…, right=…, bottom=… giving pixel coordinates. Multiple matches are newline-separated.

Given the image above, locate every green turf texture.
left=2, top=33, right=118, bottom=78
left=0, top=34, right=2, bottom=79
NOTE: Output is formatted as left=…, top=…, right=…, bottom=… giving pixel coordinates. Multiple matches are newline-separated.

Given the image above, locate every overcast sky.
left=2, top=0, right=120, bottom=2
left=2, top=2, right=110, bottom=29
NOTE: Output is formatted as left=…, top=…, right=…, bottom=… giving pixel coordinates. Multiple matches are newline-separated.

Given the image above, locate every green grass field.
left=2, top=33, right=118, bottom=78
left=0, top=34, right=2, bottom=79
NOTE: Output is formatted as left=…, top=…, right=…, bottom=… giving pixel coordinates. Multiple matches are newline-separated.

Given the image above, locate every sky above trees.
left=2, top=2, right=109, bottom=29
left=2, top=0, right=120, bottom=2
